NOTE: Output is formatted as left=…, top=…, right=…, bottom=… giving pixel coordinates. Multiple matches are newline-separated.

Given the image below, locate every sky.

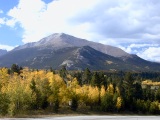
left=0, top=0, right=160, bottom=62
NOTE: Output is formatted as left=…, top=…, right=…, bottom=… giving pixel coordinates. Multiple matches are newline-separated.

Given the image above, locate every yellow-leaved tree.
left=47, top=72, right=66, bottom=112
left=100, top=85, right=106, bottom=98
left=2, top=72, right=32, bottom=116
left=107, top=83, right=114, bottom=95
left=0, top=68, right=10, bottom=115
left=116, top=97, right=122, bottom=110
left=87, top=85, right=99, bottom=109
left=66, top=77, right=80, bottom=111
left=0, top=68, right=9, bottom=87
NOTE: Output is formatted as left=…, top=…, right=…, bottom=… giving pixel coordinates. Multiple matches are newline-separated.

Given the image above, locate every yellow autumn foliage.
left=142, top=80, right=160, bottom=86
left=87, top=85, right=99, bottom=104
left=0, top=67, right=125, bottom=114
left=0, top=67, right=9, bottom=87
left=116, top=97, right=122, bottom=110
left=100, top=85, right=106, bottom=98
left=107, top=83, right=114, bottom=95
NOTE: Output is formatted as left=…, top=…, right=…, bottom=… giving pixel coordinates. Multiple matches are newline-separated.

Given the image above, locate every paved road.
left=1, top=116, right=160, bottom=120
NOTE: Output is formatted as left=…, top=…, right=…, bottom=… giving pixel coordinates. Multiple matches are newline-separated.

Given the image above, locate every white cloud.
left=129, top=44, right=159, bottom=48
left=0, top=10, right=5, bottom=26
left=119, top=43, right=159, bottom=53
left=119, top=45, right=132, bottom=53
left=137, top=47, right=160, bottom=62
left=6, top=0, right=160, bottom=45
left=0, top=44, right=15, bottom=51
left=6, top=0, right=99, bottom=43
left=119, top=43, right=160, bottom=62
left=0, top=9, right=5, bottom=25
left=5, top=19, right=17, bottom=27
left=0, top=18, right=5, bottom=24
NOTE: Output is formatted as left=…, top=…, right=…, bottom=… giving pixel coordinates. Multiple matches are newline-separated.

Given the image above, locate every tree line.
left=0, top=65, right=160, bottom=116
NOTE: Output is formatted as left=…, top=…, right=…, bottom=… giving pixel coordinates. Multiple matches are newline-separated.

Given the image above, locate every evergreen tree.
left=90, top=72, right=99, bottom=87
left=155, top=88, right=160, bottom=102
left=101, top=93, right=114, bottom=112
left=123, top=72, right=135, bottom=110
left=59, top=66, right=68, bottom=82
left=82, top=68, right=91, bottom=84
left=10, top=64, right=21, bottom=74
left=70, top=94, right=78, bottom=111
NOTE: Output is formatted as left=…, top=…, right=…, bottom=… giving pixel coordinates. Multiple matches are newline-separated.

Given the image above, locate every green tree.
left=101, top=84, right=115, bottom=112
left=155, top=88, right=160, bottom=102
left=29, top=79, right=42, bottom=109
left=98, top=72, right=106, bottom=86
left=70, top=93, right=78, bottom=111
left=90, top=72, right=99, bottom=87
left=59, top=66, right=68, bottom=82
left=10, top=64, right=21, bottom=74
left=133, top=83, right=143, bottom=100
left=101, top=93, right=114, bottom=112
left=30, top=79, right=37, bottom=109
left=82, top=68, right=91, bottom=84
left=123, top=72, right=135, bottom=110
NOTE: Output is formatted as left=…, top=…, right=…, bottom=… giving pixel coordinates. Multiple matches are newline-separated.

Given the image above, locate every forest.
left=0, top=64, right=160, bottom=116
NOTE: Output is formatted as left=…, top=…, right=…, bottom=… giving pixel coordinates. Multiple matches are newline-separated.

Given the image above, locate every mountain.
left=0, top=33, right=160, bottom=71
left=14, top=33, right=129, bottom=57
left=0, top=49, right=7, bottom=56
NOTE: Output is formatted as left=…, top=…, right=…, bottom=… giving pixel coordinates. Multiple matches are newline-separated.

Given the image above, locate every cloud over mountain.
left=0, top=44, right=14, bottom=51
left=2, top=0, right=160, bottom=62
left=6, top=0, right=160, bottom=44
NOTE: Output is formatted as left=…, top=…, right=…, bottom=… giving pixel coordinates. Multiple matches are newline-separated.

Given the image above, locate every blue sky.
left=0, top=0, right=21, bottom=46
left=0, top=0, right=160, bottom=62
left=0, top=0, right=53, bottom=47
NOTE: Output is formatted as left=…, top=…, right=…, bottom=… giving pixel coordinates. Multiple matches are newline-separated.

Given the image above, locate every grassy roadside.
left=0, top=106, right=154, bottom=118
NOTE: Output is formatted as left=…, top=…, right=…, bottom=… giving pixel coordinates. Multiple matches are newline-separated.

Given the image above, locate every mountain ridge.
left=13, top=33, right=130, bottom=57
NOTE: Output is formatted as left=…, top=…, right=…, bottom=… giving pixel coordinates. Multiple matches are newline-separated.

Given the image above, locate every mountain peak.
left=13, top=33, right=129, bottom=57
left=43, top=33, right=66, bottom=40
